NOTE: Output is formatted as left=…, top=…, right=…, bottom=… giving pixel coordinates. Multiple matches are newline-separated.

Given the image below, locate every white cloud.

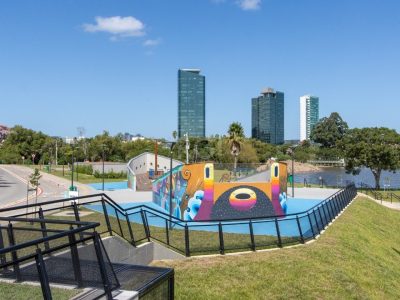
left=143, top=38, right=162, bottom=47
left=83, top=16, right=145, bottom=38
left=237, top=0, right=261, bottom=10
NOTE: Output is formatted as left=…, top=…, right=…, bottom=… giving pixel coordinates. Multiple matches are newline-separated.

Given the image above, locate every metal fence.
left=0, top=184, right=357, bottom=261
left=0, top=197, right=175, bottom=300
left=358, top=182, right=400, bottom=203
left=0, top=216, right=118, bottom=299
left=124, top=184, right=357, bottom=255
left=0, top=183, right=357, bottom=299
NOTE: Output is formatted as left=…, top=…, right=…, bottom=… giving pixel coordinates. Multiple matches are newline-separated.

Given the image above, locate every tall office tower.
left=178, top=69, right=206, bottom=138
left=251, top=88, right=284, bottom=144
left=300, top=95, right=319, bottom=141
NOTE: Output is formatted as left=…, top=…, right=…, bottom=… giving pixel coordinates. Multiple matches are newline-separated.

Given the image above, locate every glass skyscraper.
left=178, top=69, right=205, bottom=138
left=251, top=88, right=284, bottom=144
left=300, top=95, right=319, bottom=141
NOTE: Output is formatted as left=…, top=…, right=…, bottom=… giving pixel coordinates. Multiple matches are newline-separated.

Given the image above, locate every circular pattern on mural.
left=210, top=185, right=274, bottom=220
left=229, top=188, right=257, bottom=211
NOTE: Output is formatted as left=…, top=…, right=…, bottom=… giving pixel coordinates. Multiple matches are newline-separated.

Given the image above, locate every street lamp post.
left=286, top=147, right=295, bottom=197
left=102, top=145, right=105, bottom=191
left=169, top=142, right=176, bottom=229
left=71, top=146, right=75, bottom=190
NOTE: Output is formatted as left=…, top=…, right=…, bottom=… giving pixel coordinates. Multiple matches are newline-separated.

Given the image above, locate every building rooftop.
left=261, top=87, right=276, bottom=95
left=180, top=68, right=201, bottom=74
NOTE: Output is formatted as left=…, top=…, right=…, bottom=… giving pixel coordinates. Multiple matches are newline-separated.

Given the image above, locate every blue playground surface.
left=85, top=198, right=323, bottom=237
left=87, top=181, right=128, bottom=191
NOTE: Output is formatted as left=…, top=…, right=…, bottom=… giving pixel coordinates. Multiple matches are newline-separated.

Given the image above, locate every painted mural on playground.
left=152, top=162, right=288, bottom=221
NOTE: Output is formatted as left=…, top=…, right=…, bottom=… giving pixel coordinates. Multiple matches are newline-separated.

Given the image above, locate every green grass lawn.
left=25, top=164, right=126, bottom=184
left=0, top=282, right=81, bottom=299
left=154, top=197, right=400, bottom=299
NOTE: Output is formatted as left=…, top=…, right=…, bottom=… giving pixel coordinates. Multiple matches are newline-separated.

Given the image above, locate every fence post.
left=114, top=208, right=124, bottom=238
left=0, top=227, right=7, bottom=266
left=307, top=213, right=316, bottom=239
left=218, top=222, right=225, bottom=255
left=168, top=272, right=175, bottom=300
left=274, top=218, right=282, bottom=247
left=125, top=214, right=135, bottom=246
left=184, top=224, right=190, bottom=257
left=325, top=202, right=332, bottom=221
left=35, top=248, right=52, bottom=300
left=93, top=233, right=113, bottom=299
left=328, top=200, right=336, bottom=218
left=338, top=192, right=345, bottom=210
left=323, top=203, right=332, bottom=222
left=7, top=223, right=21, bottom=281
left=296, top=216, right=304, bottom=244
left=249, top=221, right=256, bottom=251
left=141, top=209, right=151, bottom=242
left=72, top=202, right=84, bottom=242
left=317, top=207, right=325, bottom=229
left=332, top=197, right=339, bottom=215
left=68, top=228, right=83, bottom=288
left=38, top=208, right=50, bottom=252
left=101, top=198, right=113, bottom=236
left=165, top=219, right=170, bottom=246
left=313, top=210, right=321, bottom=233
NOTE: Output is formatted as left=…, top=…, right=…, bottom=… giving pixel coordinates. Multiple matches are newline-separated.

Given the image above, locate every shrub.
left=75, top=164, right=93, bottom=175
left=93, top=170, right=127, bottom=179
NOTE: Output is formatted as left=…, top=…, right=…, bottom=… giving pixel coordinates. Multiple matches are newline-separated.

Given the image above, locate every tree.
left=29, top=168, right=42, bottom=204
left=0, top=125, right=51, bottom=164
left=310, top=112, right=348, bottom=148
left=339, top=127, right=400, bottom=189
left=227, top=122, right=245, bottom=172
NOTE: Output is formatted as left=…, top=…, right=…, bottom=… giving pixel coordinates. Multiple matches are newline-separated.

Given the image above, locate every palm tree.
left=227, top=122, right=245, bottom=175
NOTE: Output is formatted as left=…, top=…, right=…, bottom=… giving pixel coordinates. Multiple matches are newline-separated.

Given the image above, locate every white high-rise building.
left=300, top=95, right=319, bottom=141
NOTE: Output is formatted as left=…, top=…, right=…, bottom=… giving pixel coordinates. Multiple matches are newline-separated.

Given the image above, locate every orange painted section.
left=213, top=182, right=271, bottom=203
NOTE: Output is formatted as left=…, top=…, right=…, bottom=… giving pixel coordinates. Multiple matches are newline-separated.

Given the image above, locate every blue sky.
left=1, top=0, right=399, bottom=140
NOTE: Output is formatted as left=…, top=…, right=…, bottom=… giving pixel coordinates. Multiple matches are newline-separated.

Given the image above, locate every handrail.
left=0, top=183, right=357, bottom=263
left=0, top=221, right=99, bottom=255
left=123, top=185, right=352, bottom=223
left=1, top=184, right=355, bottom=225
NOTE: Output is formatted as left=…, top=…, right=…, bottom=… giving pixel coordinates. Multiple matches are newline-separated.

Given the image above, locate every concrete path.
left=102, top=190, right=152, bottom=204
left=236, top=170, right=270, bottom=183
left=288, top=187, right=339, bottom=199
left=359, top=192, right=400, bottom=211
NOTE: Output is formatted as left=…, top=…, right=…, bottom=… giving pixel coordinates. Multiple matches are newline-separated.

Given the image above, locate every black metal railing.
left=123, top=184, right=357, bottom=255
left=358, top=182, right=400, bottom=204
left=0, top=217, right=118, bottom=299
left=0, top=185, right=358, bottom=259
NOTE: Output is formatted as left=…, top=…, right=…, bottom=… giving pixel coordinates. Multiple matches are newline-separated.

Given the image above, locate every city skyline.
left=1, top=0, right=399, bottom=139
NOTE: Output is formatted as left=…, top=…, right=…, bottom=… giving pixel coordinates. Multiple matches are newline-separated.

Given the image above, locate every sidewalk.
left=359, top=192, right=400, bottom=211
left=287, top=187, right=339, bottom=199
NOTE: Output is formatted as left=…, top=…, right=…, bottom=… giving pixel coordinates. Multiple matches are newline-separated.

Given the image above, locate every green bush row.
left=75, top=164, right=93, bottom=175
left=93, top=170, right=127, bottom=179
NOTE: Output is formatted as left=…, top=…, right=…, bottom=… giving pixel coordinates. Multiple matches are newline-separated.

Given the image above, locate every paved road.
left=0, top=167, right=32, bottom=206
left=0, top=165, right=96, bottom=217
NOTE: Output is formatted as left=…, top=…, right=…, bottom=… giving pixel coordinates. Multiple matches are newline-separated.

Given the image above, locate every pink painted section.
left=271, top=181, right=283, bottom=215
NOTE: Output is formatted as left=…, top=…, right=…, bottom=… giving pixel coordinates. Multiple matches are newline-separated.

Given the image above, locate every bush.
left=93, top=170, right=127, bottom=179
left=75, top=164, right=93, bottom=175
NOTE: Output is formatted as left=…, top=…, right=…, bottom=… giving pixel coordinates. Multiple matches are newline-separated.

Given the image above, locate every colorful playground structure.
left=152, top=162, right=288, bottom=221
